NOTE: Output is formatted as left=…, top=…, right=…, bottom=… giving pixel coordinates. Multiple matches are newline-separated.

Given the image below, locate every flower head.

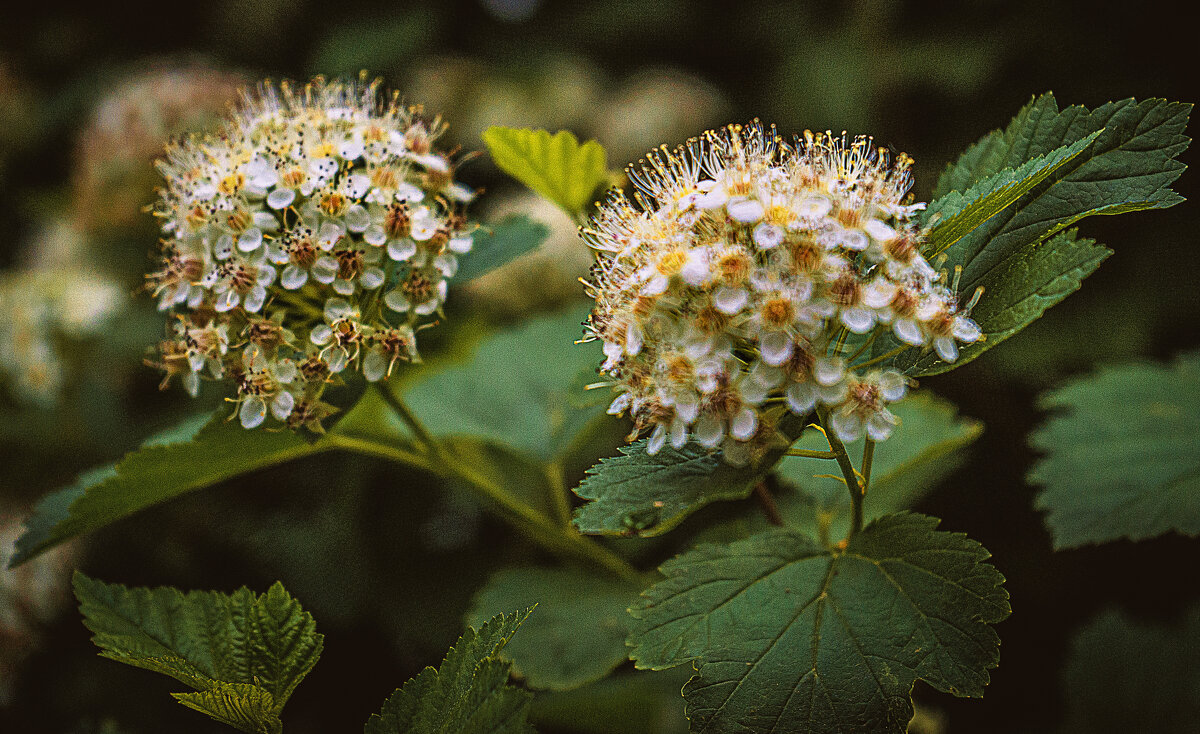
left=147, top=74, right=478, bottom=429
left=584, top=122, right=981, bottom=462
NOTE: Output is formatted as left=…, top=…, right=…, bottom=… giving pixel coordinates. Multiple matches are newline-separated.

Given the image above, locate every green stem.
left=544, top=461, right=574, bottom=528
left=815, top=406, right=864, bottom=540
left=852, top=345, right=910, bottom=371
left=372, top=384, right=638, bottom=580
left=785, top=448, right=839, bottom=460
left=861, top=439, right=876, bottom=495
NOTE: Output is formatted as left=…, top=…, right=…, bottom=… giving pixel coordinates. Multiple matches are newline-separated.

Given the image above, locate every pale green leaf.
left=402, top=303, right=608, bottom=463
left=1030, top=350, right=1200, bottom=548
left=174, top=684, right=282, bottom=734
left=365, top=610, right=536, bottom=734
left=628, top=514, right=1010, bottom=734
left=453, top=215, right=550, bottom=284
left=1061, top=605, right=1200, bottom=734
left=483, top=127, right=609, bottom=216
left=467, top=567, right=640, bottom=690
left=529, top=669, right=691, bottom=734
left=74, top=573, right=323, bottom=734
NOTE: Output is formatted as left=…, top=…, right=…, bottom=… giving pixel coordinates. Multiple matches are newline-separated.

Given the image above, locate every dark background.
left=0, top=1, right=1196, bottom=732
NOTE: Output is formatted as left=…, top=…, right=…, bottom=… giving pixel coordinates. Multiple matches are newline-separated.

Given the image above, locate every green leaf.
left=453, top=215, right=550, bottom=284
left=11, top=412, right=326, bottom=566
left=572, top=413, right=808, bottom=538
left=467, top=567, right=640, bottom=690
left=483, top=127, right=609, bottom=216
left=174, top=684, right=283, bottom=734
left=1029, top=350, right=1200, bottom=548
left=74, top=573, right=323, bottom=734
left=628, top=514, right=1010, bottom=734
left=923, top=130, right=1100, bottom=258
left=775, top=392, right=983, bottom=541
left=1061, top=605, right=1200, bottom=734
left=894, top=95, right=1190, bottom=376
left=365, top=610, right=536, bottom=734
left=403, top=303, right=608, bottom=463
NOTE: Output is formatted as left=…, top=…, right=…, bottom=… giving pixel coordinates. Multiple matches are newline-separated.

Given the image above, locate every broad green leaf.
left=892, top=226, right=1112, bottom=376
left=1029, top=351, right=1200, bottom=548
left=483, top=127, right=608, bottom=216
left=893, top=95, right=1190, bottom=376
left=923, top=130, right=1100, bottom=258
left=628, top=514, right=1010, bottom=734
left=572, top=413, right=807, bottom=538
left=74, top=573, right=323, bottom=734
left=365, top=610, right=536, bottom=734
left=1061, top=605, right=1200, bottom=734
left=402, top=303, right=608, bottom=463
left=11, top=413, right=327, bottom=567
left=453, top=215, right=550, bottom=284
left=467, top=567, right=640, bottom=690
left=773, top=392, right=982, bottom=542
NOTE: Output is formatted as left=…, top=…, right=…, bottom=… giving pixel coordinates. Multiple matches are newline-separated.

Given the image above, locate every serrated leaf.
left=74, top=573, right=323, bottom=734
left=10, top=412, right=327, bottom=566
left=467, top=567, right=640, bottom=690
left=365, top=610, right=536, bottom=734
left=628, top=514, right=1010, bottom=734
left=892, top=95, right=1190, bottom=376
left=453, top=215, right=550, bottom=284
left=402, top=303, right=608, bottom=463
left=174, top=684, right=282, bottom=734
left=923, top=130, right=1100, bottom=258
left=1061, top=605, right=1200, bottom=734
left=483, top=127, right=608, bottom=216
left=572, top=413, right=807, bottom=538
left=775, top=392, right=982, bottom=541
left=1029, top=350, right=1200, bottom=548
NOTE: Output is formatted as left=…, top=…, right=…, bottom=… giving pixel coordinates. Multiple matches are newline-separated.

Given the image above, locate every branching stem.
left=815, top=405, right=864, bottom=540
left=370, top=384, right=637, bottom=580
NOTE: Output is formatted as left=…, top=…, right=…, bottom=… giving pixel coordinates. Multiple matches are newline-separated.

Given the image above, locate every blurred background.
left=0, top=1, right=1196, bottom=732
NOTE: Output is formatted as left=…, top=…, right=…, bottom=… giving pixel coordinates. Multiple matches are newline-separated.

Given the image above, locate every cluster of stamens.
left=584, top=122, right=981, bottom=463
left=147, top=75, right=476, bottom=429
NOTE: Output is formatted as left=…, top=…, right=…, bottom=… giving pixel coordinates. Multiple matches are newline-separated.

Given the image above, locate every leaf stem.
left=815, top=406, right=864, bottom=540
left=544, top=461, right=574, bottom=528
left=861, top=439, right=876, bottom=495
left=785, top=448, right=839, bottom=460
left=752, top=481, right=784, bottom=526
left=852, top=345, right=910, bottom=371
left=371, top=384, right=638, bottom=580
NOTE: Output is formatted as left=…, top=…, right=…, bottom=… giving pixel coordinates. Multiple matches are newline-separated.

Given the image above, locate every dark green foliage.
left=628, top=514, right=1010, bottom=734
left=467, top=567, right=641, bottom=690
left=1030, top=351, right=1200, bottom=548
left=74, top=573, right=324, bottom=734
left=365, top=610, right=536, bottom=734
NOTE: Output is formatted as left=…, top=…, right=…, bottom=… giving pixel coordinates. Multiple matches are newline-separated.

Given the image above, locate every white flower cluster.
left=584, top=123, right=982, bottom=464
left=149, top=75, right=477, bottom=430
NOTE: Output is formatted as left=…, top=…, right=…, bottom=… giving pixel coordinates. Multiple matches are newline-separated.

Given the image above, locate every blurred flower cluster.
left=585, top=123, right=982, bottom=463
left=72, top=65, right=244, bottom=233
left=148, top=75, right=477, bottom=429
left=0, top=64, right=243, bottom=409
left=0, top=223, right=124, bottom=406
